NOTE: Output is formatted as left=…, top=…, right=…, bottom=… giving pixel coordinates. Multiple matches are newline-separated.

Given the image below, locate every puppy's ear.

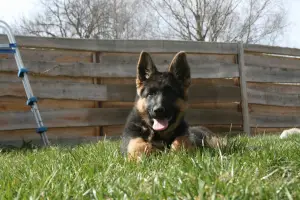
left=136, top=51, right=157, bottom=84
left=168, top=51, right=191, bottom=88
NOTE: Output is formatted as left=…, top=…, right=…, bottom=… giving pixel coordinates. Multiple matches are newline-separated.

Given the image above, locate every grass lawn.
left=0, top=135, right=299, bottom=199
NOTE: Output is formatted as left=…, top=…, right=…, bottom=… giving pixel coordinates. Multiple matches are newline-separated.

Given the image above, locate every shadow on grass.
left=0, top=133, right=275, bottom=157
left=0, top=139, right=40, bottom=153
left=181, top=133, right=266, bottom=158
left=0, top=135, right=122, bottom=152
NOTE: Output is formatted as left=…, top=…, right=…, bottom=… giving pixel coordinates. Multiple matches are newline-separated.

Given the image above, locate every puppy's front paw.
left=127, top=137, right=156, bottom=161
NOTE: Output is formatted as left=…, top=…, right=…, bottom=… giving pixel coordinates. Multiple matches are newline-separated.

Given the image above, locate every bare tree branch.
left=145, top=0, right=287, bottom=44
left=16, top=0, right=157, bottom=40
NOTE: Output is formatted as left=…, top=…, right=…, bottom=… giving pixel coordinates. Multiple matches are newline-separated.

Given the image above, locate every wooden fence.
left=0, top=34, right=300, bottom=143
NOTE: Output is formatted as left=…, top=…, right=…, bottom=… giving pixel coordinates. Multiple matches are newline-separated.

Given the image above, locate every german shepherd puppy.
left=120, top=51, right=224, bottom=161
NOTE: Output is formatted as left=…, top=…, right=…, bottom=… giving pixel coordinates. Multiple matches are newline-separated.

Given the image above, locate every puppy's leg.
left=127, top=137, right=157, bottom=161
left=171, top=126, right=226, bottom=152
left=171, top=135, right=195, bottom=151
left=189, top=126, right=227, bottom=149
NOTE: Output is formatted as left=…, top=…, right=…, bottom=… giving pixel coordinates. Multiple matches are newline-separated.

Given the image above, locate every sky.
left=0, top=0, right=300, bottom=48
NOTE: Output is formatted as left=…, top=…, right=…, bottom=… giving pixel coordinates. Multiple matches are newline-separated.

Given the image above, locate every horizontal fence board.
left=245, top=54, right=300, bottom=69
left=245, top=65, right=300, bottom=83
left=248, top=83, right=300, bottom=106
left=0, top=35, right=238, bottom=54
left=99, top=52, right=236, bottom=65
left=249, top=104, right=300, bottom=128
left=89, top=77, right=239, bottom=86
left=0, top=108, right=242, bottom=131
left=94, top=62, right=238, bottom=79
left=101, top=102, right=134, bottom=108
left=244, top=44, right=300, bottom=57
left=250, top=114, right=300, bottom=128
left=0, top=73, right=238, bottom=86
left=102, top=102, right=238, bottom=109
left=0, top=127, right=97, bottom=141
left=0, top=81, right=241, bottom=103
left=0, top=59, right=238, bottom=79
left=0, top=74, right=239, bottom=88
left=1, top=50, right=235, bottom=65
left=1, top=99, right=241, bottom=111
left=0, top=81, right=108, bottom=101
left=0, top=49, right=93, bottom=63
left=22, top=49, right=93, bottom=62
left=0, top=53, right=238, bottom=78
left=0, top=72, right=94, bottom=84
left=100, top=77, right=135, bottom=85
left=97, top=53, right=237, bottom=78
left=0, top=97, right=95, bottom=112
left=245, top=54, right=300, bottom=82
left=102, top=125, right=124, bottom=136
left=249, top=104, right=300, bottom=115
left=186, top=102, right=239, bottom=110
left=188, top=84, right=240, bottom=103
left=191, top=78, right=237, bottom=85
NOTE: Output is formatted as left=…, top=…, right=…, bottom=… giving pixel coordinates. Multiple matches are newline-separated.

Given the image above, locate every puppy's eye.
left=164, top=85, right=177, bottom=95
left=147, top=90, right=157, bottom=97
left=147, top=91, right=155, bottom=97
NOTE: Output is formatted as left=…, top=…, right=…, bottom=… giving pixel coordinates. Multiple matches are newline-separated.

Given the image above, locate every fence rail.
left=1, top=34, right=300, bottom=142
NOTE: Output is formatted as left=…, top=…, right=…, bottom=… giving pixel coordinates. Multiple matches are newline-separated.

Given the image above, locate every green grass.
left=0, top=135, right=299, bottom=199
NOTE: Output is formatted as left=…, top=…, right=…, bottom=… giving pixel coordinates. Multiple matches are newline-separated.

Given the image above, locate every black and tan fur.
left=120, top=51, right=225, bottom=161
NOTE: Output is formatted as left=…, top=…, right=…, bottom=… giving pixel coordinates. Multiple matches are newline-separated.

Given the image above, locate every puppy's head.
left=135, top=51, right=191, bottom=132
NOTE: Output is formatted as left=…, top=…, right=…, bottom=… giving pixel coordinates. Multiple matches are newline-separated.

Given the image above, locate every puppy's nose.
left=153, top=106, right=165, bottom=115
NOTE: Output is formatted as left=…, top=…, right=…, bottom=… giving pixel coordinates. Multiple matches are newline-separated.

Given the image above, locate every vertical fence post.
left=238, top=42, right=251, bottom=136
left=92, top=52, right=104, bottom=137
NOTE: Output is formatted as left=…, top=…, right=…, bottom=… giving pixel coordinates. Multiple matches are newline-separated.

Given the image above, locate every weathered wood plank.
left=245, top=44, right=300, bottom=57
left=188, top=84, right=241, bottom=103
left=0, top=34, right=238, bottom=54
left=100, top=77, right=239, bottom=85
left=0, top=127, right=97, bottom=141
left=245, top=65, right=300, bottom=83
left=0, top=60, right=238, bottom=79
left=0, top=97, right=95, bottom=112
left=100, top=77, right=135, bottom=85
left=245, top=54, right=300, bottom=82
left=0, top=54, right=238, bottom=78
left=248, top=83, right=300, bottom=106
left=102, top=125, right=124, bottom=136
left=101, top=102, right=134, bottom=108
left=99, top=52, right=236, bottom=65
left=0, top=72, right=94, bottom=83
left=245, top=54, right=300, bottom=69
left=2, top=51, right=235, bottom=65
left=250, top=114, right=300, bottom=128
left=238, top=42, right=250, bottom=135
left=0, top=81, right=241, bottom=102
left=248, top=104, right=300, bottom=115
left=191, top=78, right=237, bottom=85
left=1, top=48, right=93, bottom=62
left=249, top=104, right=300, bottom=128
left=96, top=62, right=238, bottom=79
left=101, top=102, right=240, bottom=110
left=0, top=108, right=242, bottom=131
left=0, top=81, right=108, bottom=101
left=189, top=102, right=239, bottom=110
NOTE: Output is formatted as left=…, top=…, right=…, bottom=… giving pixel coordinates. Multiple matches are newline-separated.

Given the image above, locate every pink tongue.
left=152, top=119, right=169, bottom=131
